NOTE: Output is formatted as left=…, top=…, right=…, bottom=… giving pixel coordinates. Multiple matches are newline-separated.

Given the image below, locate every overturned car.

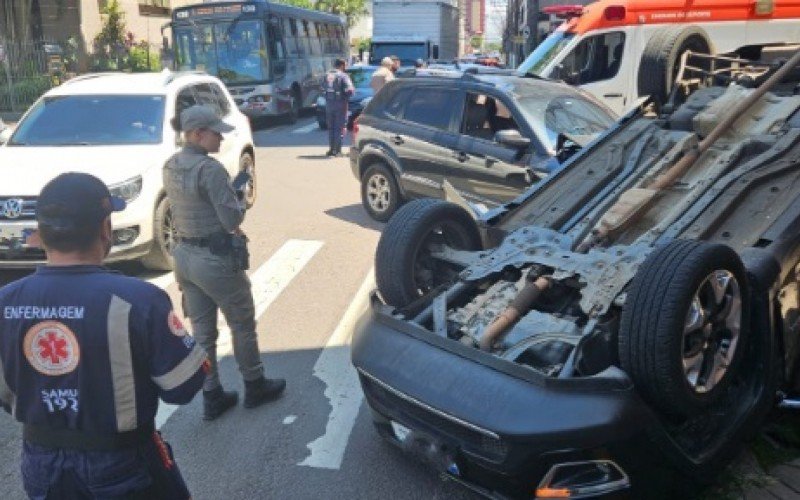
left=352, top=51, right=800, bottom=499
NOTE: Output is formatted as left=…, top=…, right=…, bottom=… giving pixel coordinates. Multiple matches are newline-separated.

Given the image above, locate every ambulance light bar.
left=541, top=5, right=584, bottom=18
left=604, top=5, right=626, bottom=21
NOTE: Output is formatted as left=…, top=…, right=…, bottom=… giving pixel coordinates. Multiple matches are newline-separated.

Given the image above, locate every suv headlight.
left=109, top=176, right=142, bottom=203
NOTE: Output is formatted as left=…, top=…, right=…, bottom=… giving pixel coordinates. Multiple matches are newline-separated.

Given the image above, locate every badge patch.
left=167, top=311, right=188, bottom=337
left=24, top=321, right=80, bottom=376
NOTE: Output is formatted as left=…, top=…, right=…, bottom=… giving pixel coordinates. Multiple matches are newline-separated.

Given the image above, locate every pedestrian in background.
left=415, top=58, right=425, bottom=69
left=164, top=105, right=285, bottom=421
left=370, top=56, right=395, bottom=94
left=322, top=58, right=355, bottom=157
left=390, top=55, right=401, bottom=73
left=0, top=172, right=206, bottom=499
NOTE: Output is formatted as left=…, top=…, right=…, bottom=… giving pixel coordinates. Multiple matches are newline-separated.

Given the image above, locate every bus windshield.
left=517, top=31, right=574, bottom=76
left=174, top=19, right=270, bottom=84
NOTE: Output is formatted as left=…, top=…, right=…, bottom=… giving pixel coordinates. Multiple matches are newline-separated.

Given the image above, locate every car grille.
left=360, top=371, right=509, bottom=462
left=0, top=197, right=37, bottom=221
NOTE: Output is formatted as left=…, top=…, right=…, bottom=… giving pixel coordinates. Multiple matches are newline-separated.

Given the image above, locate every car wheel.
left=361, top=163, right=401, bottom=222
left=239, top=151, right=256, bottom=209
left=376, top=199, right=482, bottom=308
left=619, top=239, right=749, bottom=419
left=638, top=26, right=711, bottom=109
left=141, top=197, right=176, bottom=271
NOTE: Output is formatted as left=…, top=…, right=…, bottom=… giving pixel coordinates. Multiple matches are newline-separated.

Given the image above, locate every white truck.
left=370, top=0, right=459, bottom=66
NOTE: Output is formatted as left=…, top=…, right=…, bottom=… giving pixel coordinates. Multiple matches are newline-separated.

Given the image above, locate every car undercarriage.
left=353, top=50, right=800, bottom=498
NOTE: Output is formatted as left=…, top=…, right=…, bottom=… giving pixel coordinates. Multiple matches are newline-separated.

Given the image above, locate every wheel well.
left=359, top=153, right=390, bottom=179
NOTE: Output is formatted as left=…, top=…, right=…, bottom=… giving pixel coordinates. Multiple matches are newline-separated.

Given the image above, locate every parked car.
left=316, top=65, right=377, bottom=131
left=352, top=52, right=800, bottom=498
left=0, top=70, right=256, bottom=270
left=349, top=67, right=616, bottom=221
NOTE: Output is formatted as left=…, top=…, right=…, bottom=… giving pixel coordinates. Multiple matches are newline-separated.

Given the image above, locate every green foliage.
left=128, top=42, right=161, bottom=72
left=274, top=0, right=368, bottom=28
left=0, top=75, right=52, bottom=111
left=92, top=0, right=127, bottom=70
left=470, top=36, right=484, bottom=49
left=486, top=42, right=502, bottom=53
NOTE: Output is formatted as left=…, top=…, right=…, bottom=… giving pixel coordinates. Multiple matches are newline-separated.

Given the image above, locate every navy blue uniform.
left=0, top=265, right=206, bottom=499
left=322, top=69, right=354, bottom=155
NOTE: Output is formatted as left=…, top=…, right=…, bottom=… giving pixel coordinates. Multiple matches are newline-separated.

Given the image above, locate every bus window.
left=283, top=18, right=299, bottom=57
left=268, top=18, right=287, bottom=76
left=212, top=20, right=269, bottom=83
left=307, top=21, right=321, bottom=55
left=318, top=24, right=329, bottom=54
left=175, top=24, right=218, bottom=74
left=560, top=32, right=625, bottom=85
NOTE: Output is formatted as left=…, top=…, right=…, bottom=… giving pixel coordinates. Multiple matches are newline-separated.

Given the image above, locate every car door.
left=445, top=92, right=534, bottom=206
left=391, top=86, right=462, bottom=199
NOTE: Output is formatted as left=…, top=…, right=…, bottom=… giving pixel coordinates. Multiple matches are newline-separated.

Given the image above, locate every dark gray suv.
left=349, top=69, right=616, bottom=221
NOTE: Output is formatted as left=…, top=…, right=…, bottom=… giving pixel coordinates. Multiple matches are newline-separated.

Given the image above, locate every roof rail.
left=63, top=72, right=122, bottom=85
left=162, top=70, right=208, bottom=86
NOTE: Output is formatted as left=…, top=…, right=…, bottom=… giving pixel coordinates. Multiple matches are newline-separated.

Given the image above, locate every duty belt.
left=23, top=422, right=155, bottom=451
left=176, top=236, right=211, bottom=247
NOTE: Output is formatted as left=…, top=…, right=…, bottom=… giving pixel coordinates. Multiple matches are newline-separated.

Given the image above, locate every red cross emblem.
left=24, top=322, right=80, bottom=376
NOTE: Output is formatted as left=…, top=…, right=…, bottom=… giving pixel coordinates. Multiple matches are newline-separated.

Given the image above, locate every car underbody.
left=353, top=51, right=800, bottom=498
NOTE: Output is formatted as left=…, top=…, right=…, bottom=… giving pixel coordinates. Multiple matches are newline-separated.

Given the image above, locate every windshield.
left=370, top=43, right=426, bottom=66
left=10, top=95, right=165, bottom=146
left=517, top=93, right=614, bottom=151
left=174, top=19, right=269, bottom=84
left=348, top=68, right=376, bottom=89
left=517, top=31, right=575, bottom=76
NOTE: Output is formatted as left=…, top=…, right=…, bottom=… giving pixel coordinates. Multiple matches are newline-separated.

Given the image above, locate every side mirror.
left=0, top=123, right=13, bottom=145
left=495, top=129, right=530, bottom=149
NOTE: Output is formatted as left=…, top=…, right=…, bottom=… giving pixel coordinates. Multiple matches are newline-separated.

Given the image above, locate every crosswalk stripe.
left=155, top=239, right=324, bottom=429
left=146, top=272, right=175, bottom=291
left=291, top=121, right=319, bottom=134
left=298, top=268, right=374, bottom=470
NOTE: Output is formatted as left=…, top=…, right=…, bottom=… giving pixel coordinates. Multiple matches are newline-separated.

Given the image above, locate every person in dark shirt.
left=0, top=172, right=207, bottom=499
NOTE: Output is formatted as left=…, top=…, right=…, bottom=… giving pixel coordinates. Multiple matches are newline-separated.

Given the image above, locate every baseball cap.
left=180, top=105, right=234, bottom=134
left=37, top=173, right=126, bottom=230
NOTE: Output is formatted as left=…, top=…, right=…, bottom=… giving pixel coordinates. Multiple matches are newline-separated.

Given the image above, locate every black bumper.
left=352, top=296, right=660, bottom=498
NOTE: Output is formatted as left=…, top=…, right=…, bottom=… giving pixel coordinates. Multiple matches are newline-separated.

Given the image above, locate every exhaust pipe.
left=479, top=274, right=551, bottom=351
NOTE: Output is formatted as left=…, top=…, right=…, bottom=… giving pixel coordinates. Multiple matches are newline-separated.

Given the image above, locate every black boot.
left=243, top=377, right=286, bottom=409
left=203, top=387, right=238, bottom=421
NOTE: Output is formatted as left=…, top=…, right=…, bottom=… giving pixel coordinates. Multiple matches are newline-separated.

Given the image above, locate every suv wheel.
left=141, top=197, right=176, bottom=271
left=361, top=163, right=401, bottom=222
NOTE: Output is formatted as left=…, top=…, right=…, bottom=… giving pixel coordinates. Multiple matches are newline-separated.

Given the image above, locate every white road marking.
left=155, top=239, right=324, bottom=429
left=291, top=121, right=319, bottom=134
left=283, top=415, right=298, bottom=425
left=298, top=269, right=374, bottom=470
left=146, top=272, right=175, bottom=291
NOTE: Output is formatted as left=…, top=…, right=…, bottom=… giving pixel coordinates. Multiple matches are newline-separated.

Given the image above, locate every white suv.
left=0, top=70, right=256, bottom=270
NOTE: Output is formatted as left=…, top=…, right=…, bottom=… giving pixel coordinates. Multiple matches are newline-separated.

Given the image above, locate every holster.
left=207, top=233, right=233, bottom=256
left=231, top=234, right=250, bottom=271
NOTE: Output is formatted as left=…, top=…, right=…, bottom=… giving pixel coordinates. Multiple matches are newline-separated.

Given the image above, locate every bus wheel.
left=287, top=87, right=301, bottom=124
left=638, top=26, right=711, bottom=110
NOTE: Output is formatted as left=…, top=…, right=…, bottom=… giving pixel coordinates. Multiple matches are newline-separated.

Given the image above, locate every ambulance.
left=517, top=0, right=800, bottom=114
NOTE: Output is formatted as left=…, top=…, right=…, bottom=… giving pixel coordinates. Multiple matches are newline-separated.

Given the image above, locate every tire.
left=376, top=199, right=482, bottom=308
left=619, top=240, right=749, bottom=419
left=286, top=87, right=301, bottom=124
left=239, top=151, right=257, bottom=209
left=638, top=27, right=711, bottom=108
left=140, top=197, right=176, bottom=271
left=361, top=162, right=402, bottom=222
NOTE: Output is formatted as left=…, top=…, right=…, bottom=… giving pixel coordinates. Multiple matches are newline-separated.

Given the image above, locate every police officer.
left=165, top=105, right=285, bottom=421
left=322, top=58, right=355, bottom=157
left=0, top=172, right=206, bottom=499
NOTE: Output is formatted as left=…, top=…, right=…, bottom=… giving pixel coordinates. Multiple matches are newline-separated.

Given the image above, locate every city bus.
left=169, top=1, right=348, bottom=122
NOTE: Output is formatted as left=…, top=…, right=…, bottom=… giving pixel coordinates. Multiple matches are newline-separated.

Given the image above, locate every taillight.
left=604, top=5, right=626, bottom=20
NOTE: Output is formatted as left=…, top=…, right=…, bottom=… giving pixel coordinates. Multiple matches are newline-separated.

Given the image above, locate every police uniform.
left=164, top=106, right=283, bottom=420
left=0, top=174, right=206, bottom=499
left=323, top=67, right=355, bottom=156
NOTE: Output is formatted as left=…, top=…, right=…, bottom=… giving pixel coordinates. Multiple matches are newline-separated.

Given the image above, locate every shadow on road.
left=324, top=204, right=384, bottom=231
left=297, top=154, right=335, bottom=161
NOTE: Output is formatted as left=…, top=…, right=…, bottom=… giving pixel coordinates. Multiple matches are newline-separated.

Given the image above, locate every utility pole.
left=524, top=0, right=539, bottom=56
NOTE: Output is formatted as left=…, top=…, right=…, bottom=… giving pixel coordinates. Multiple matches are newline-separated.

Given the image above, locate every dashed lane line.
left=298, top=268, right=374, bottom=470
left=155, top=239, right=324, bottom=429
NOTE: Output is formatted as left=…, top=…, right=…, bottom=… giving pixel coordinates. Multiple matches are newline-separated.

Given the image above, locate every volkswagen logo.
left=2, top=198, right=24, bottom=219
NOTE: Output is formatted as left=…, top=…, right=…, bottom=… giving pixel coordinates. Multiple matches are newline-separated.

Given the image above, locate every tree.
left=92, top=0, right=127, bottom=70
left=274, top=0, right=368, bottom=28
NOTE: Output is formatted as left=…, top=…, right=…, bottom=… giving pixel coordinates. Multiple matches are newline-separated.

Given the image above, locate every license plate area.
left=390, top=420, right=462, bottom=476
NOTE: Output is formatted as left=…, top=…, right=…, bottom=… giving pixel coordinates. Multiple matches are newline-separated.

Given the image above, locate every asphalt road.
left=0, top=116, right=479, bottom=500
